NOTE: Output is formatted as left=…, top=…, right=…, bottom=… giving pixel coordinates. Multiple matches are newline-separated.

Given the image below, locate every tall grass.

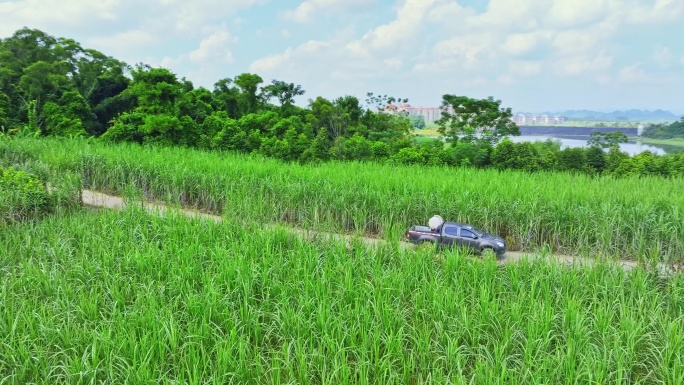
left=2, top=136, right=684, bottom=261
left=1, top=208, right=683, bottom=383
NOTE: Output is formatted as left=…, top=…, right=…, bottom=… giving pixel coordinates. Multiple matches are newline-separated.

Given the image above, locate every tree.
left=605, top=147, right=629, bottom=174
left=42, top=101, right=86, bottom=137
left=0, top=91, right=9, bottom=130
left=557, top=147, right=588, bottom=173
left=587, top=131, right=628, bottom=150
left=343, top=134, right=373, bottom=161
left=233, top=73, right=264, bottom=115
left=213, top=78, right=241, bottom=119
left=364, top=92, right=408, bottom=111
left=491, top=139, right=540, bottom=171
left=436, top=95, right=520, bottom=146
left=586, top=145, right=606, bottom=174
left=301, top=129, right=330, bottom=163
left=263, top=80, right=305, bottom=116
left=409, top=115, right=426, bottom=129
left=490, top=139, right=515, bottom=170
left=126, top=66, right=182, bottom=115
left=178, top=87, right=214, bottom=125
left=309, top=96, right=350, bottom=143
left=391, top=147, right=424, bottom=165
left=642, top=117, right=684, bottom=139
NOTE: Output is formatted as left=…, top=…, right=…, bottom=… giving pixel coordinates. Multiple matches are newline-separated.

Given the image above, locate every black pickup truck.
left=405, top=221, right=506, bottom=258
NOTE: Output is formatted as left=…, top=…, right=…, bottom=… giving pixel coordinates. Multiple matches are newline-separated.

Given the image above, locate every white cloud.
left=354, top=0, right=434, bottom=51
left=154, top=0, right=269, bottom=32
left=284, top=0, right=375, bottom=23
left=250, top=40, right=331, bottom=73
left=155, top=27, right=239, bottom=87
left=546, top=0, right=613, bottom=28
left=618, top=63, right=652, bottom=83
left=625, top=0, right=684, bottom=24
left=425, top=1, right=475, bottom=24
left=501, top=31, right=554, bottom=56
left=0, top=0, right=264, bottom=50
left=553, top=51, right=613, bottom=75
left=0, top=0, right=121, bottom=36
left=89, top=30, right=159, bottom=50
left=434, top=34, right=497, bottom=69
left=188, top=30, right=237, bottom=63
left=615, top=63, right=673, bottom=85
left=510, top=61, right=543, bottom=76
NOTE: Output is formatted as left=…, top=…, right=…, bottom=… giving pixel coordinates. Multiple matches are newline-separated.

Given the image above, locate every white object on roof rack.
left=428, top=215, right=444, bottom=230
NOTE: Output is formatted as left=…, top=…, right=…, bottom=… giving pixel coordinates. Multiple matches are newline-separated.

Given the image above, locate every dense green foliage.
left=643, top=117, right=684, bottom=139
left=0, top=165, right=48, bottom=221
left=1, top=208, right=683, bottom=384
left=3, top=137, right=683, bottom=262
left=0, top=159, right=81, bottom=224
left=2, top=28, right=683, bottom=179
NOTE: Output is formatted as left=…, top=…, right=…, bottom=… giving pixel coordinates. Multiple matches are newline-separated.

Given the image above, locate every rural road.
left=81, top=189, right=677, bottom=277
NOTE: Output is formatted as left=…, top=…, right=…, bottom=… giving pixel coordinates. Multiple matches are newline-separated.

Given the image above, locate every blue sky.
left=1, top=0, right=683, bottom=114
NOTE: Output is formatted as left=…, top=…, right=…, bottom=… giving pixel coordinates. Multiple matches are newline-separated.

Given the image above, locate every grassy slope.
left=1, top=208, right=682, bottom=384
left=638, top=137, right=684, bottom=147
left=2, top=137, right=684, bottom=261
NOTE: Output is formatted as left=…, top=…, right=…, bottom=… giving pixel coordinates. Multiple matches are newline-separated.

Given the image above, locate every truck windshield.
left=469, top=227, right=483, bottom=237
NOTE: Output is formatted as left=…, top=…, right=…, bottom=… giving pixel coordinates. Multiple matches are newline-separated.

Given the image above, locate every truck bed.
left=410, top=225, right=437, bottom=234
left=406, top=225, right=439, bottom=243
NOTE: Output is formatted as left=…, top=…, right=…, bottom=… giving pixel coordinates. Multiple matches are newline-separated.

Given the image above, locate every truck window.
left=444, top=226, right=458, bottom=236
left=461, top=229, right=476, bottom=239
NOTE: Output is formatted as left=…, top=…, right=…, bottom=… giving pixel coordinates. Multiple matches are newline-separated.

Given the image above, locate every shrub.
left=0, top=165, right=49, bottom=222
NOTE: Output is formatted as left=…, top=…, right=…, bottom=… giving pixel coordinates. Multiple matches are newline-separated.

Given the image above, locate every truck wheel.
left=481, top=247, right=496, bottom=260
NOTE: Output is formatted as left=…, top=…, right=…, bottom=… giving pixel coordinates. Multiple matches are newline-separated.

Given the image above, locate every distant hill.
left=516, top=109, right=681, bottom=122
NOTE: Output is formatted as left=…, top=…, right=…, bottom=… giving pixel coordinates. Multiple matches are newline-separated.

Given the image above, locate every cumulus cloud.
left=618, top=63, right=652, bottom=83
left=251, top=40, right=331, bottom=73
left=284, top=0, right=375, bottom=23
left=0, top=0, right=121, bottom=36
left=89, top=30, right=159, bottom=51
left=616, top=63, right=674, bottom=85
left=553, top=51, right=613, bottom=76
left=510, top=61, right=543, bottom=76
left=0, top=0, right=263, bottom=47
left=156, top=27, right=239, bottom=87
left=188, top=30, right=237, bottom=63
left=349, top=0, right=435, bottom=52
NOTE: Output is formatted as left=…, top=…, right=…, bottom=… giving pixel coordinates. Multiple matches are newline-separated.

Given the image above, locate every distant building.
left=513, top=114, right=527, bottom=125
left=385, top=103, right=454, bottom=124
left=384, top=106, right=567, bottom=126
left=509, top=113, right=568, bottom=125
left=552, top=115, right=566, bottom=125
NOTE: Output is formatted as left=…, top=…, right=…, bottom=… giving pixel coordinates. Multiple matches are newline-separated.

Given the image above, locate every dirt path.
left=81, top=190, right=677, bottom=277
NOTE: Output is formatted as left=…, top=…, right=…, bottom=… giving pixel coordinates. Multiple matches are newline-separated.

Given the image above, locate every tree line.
left=643, top=118, right=684, bottom=139
left=1, top=28, right=683, bottom=179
